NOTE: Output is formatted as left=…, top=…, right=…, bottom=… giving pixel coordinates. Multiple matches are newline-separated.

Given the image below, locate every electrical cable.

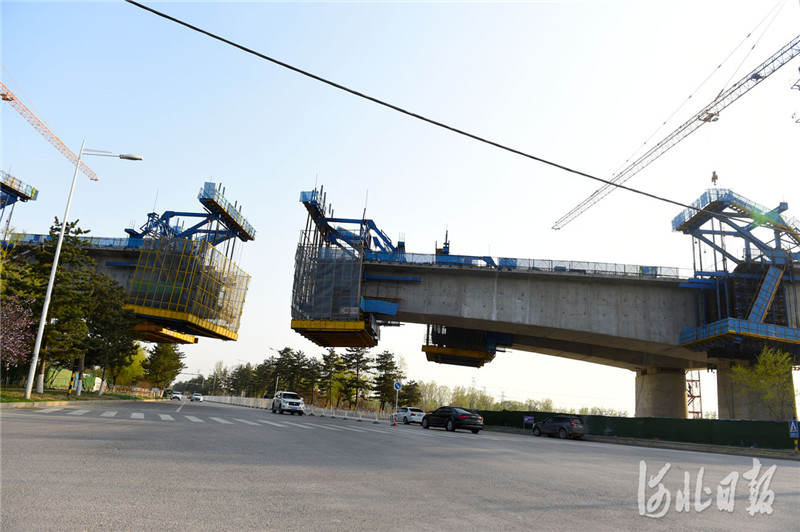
left=124, top=0, right=758, bottom=222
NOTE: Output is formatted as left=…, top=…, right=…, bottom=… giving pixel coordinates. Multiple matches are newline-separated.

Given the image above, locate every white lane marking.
left=100, top=411, right=118, bottom=418
left=234, top=418, right=259, bottom=426
left=67, top=409, right=90, bottom=416
left=313, top=425, right=342, bottom=431
left=176, top=403, right=185, bottom=413
left=353, top=427, right=390, bottom=434
left=280, top=421, right=314, bottom=429
left=256, top=420, right=289, bottom=428
left=159, top=414, right=174, bottom=421
left=337, top=426, right=366, bottom=433
left=35, top=407, right=64, bottom=413
left=131, top=413, right=144, bottom=419
left=184, top=416, right=204, bottom=423
left=209, top=417, right=233, bottom=424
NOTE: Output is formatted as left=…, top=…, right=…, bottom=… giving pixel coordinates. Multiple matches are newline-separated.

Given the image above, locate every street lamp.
left=24, top=140, right=142, bottom=399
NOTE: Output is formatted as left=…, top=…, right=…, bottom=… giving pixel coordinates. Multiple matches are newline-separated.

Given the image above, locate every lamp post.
left=24, top=140, right=142, bottom=399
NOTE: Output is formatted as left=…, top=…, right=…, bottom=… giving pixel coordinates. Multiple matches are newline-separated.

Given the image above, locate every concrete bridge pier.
left=634, top=368, right=688, bottom=418
left=716, top=360, right=797, bottom=421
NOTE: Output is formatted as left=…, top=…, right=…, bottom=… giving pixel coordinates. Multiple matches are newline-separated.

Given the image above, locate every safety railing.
left=7, top=233, right=145, bottom=249
left=364, top=251, right=686, bottom=279
left=203, top=395, right=394, bottom=422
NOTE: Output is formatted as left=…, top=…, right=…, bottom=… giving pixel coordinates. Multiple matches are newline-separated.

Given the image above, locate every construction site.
left=290, top=31, right=800, bottom=420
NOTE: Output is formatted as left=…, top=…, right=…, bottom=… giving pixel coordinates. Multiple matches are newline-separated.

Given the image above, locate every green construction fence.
left=476, top=409, right=798, bottom=450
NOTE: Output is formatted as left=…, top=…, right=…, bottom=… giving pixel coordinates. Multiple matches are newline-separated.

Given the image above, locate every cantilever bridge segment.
left=6, top=182, right=254, bottom=345
left=291, top=187, right=799, bottom=420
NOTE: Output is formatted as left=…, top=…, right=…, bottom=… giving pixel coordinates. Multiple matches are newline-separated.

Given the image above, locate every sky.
left=2, top=0, right=799, bottom=415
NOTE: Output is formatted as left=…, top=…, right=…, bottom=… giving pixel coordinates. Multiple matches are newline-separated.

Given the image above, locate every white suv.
left=272, top=391, right=305, bottom=415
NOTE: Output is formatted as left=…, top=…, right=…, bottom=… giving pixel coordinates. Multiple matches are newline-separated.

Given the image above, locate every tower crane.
left=552, top=33, right=800, bottom=230
left=1, top=81, right=97, bottom=181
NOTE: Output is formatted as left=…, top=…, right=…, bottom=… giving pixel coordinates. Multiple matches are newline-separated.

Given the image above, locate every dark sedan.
left=532, top=415, right=585, bottom=439
left=421, top=406, right=483, bottom=434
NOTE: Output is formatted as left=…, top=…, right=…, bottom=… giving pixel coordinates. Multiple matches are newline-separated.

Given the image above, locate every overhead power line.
left=125, top=0, right=741, bottom=219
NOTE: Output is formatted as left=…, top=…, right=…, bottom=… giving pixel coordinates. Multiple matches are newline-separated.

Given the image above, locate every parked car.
left=532, top=416, right=585, bottom=439
left=272, top=391, right=305, bottom=415
left=396, top=407, right=426, bottom=424
left=170, top=391, right=183, bottom=401
left=190, top=393, right=203, bottom=402
left=421, top=406, right=483, bottom=434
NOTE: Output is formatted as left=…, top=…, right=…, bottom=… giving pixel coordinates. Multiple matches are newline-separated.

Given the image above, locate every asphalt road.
left=2, top=401, right=798, bottom=531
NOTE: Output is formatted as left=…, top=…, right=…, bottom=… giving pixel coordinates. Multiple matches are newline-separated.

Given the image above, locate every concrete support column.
left=716, top=360, right=797, bottom=420
left=634, top=368, right=687, bottom=418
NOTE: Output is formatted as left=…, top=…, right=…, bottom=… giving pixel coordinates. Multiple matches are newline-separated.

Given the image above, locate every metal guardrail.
left=8, top=233, right=145, bottom=249
left=364, top=251, right=687, bottom=279
left=203, top=395, right=394, bottom=422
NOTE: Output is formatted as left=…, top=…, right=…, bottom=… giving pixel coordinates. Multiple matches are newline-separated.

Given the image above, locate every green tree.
left=371, top=350, right=405, bottom=411
left=142, top=344, right=186, bottom=390
left=229, top=363, right=257, bottom=396
left=418, top=381, right=451, bottom=411
left=342, top=347, right=372, bottom=409
left=273, top=347, right=307, bottom=392
left=4, top=220, right=95, bottom=392
left=398, top=380, right=422, bottom=408
left=318, top=348, right=346, bottom=407
left=300, top=357, right=322, bottom=405
left=731, top=347, right=798, bottom=420
left=114, top=347, right=147, bottom=387
left=83, top=272, right=139, bottom=395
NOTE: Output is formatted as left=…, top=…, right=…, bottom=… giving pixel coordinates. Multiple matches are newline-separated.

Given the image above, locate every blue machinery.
left=674, top=189, right=800, bottom=359
left=292, top=187, right=800, bottom=367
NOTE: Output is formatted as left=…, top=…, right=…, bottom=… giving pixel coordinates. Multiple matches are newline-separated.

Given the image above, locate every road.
left=2, top=401, right=798, bottom=531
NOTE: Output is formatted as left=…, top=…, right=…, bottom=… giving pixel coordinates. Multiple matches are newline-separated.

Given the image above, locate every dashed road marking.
left=256, top=419, right=289, bottom=428
left=35, top=407, right=64, bottom=413
left=352, top=427, right=390, bottom=434
left=234, top=418, right=259, bottom=425
left=337, top=426, right=366, bottom=433
left=100, top=411, right=118, bottom=418
left=184, top=416, right=204, bottom=423
left=281, top=421, right=314, bottom=429
left=314, top=425, right=342, bottom=431
left=67, top=409, right=90, bottom=416
left=131, top=413, right=144, bottom=419
left=159, top=414, right=174, bottom=421
left=209, top=417, right=233, bottom=424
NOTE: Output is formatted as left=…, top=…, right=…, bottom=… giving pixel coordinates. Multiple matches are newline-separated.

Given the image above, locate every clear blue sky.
left=3, top=1, right=799, bottom=414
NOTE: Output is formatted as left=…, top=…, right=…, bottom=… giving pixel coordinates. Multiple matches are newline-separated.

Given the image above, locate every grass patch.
left=0, top=388, right=144, bottom=403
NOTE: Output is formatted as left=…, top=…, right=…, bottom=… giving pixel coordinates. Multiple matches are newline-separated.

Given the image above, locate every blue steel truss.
left=674, top=189, right=800, bottom=357
left=300, top=189, right=396, bottom=254
left=125, top=182, right=255, bottom=246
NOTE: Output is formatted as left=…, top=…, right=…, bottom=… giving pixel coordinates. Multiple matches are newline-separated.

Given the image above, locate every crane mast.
left=0, top=81, right=97, bottom=181
left=552, top=32, right=800, bottom=230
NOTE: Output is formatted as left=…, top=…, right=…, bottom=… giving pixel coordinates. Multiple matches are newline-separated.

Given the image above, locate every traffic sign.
left=789, top=420, right=799, bottom=439
left=393, top=381, right=402, bottom=391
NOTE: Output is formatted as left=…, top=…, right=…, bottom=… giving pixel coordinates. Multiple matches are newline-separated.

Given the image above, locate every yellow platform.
left=127, top=305, right=238, bottom=341
left=291, top=319, right=378, bottom=347
left=422, top=345, right=496, bottom=368
left=134, top=323, right=198, bottom=344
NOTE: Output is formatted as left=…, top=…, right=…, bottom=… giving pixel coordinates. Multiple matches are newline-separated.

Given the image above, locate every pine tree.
left=143, top=344, right=186, bottom=390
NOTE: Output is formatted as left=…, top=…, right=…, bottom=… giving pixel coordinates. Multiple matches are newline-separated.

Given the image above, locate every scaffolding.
left=686, top=370, right=702, bottom=419
left=127, top=237, right=250, bottom=341
left=290, top=188, right=382, bottom=347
